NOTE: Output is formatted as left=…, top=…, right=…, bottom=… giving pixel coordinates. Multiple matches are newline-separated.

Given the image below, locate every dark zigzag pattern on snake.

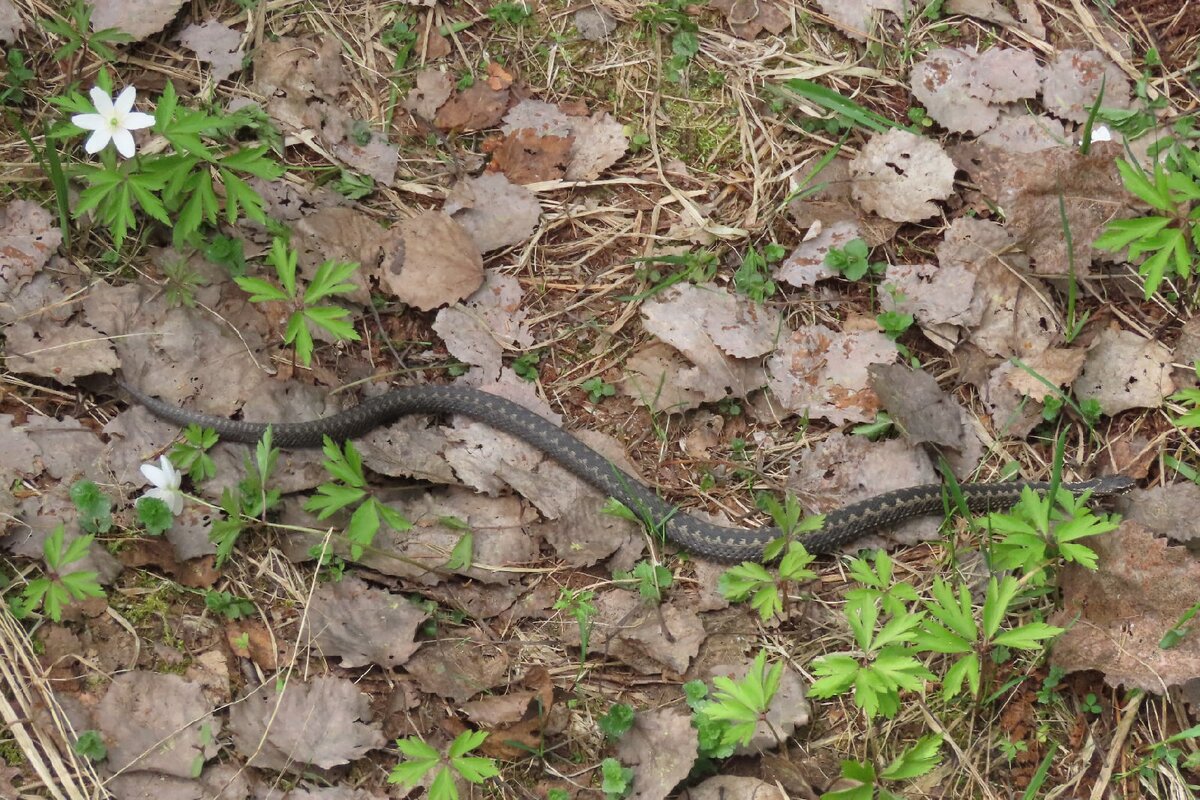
left=121, top=381, right=1134, bottom=561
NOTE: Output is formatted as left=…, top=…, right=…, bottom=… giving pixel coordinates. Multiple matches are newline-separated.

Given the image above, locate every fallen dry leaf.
left=444, top=172, right=542, bottom=253
left=575, top=6, right=618, bottom=40
left=0, top=200, right=62, bottom=303
left=485, top=128, right=573, bottom=184
left=97, top=671, right=222, bottom=776
left=850, top=129, right=956, bottom=222
left=1073, top=327, right=1174, bottom=415
left=404, top=632, right=510, bottom=703
left=945, top=0, right=1044, bottom=35
left=433, top=270, right=534, bottom=380
left=115, top=538, right=219, bottom=589
left=626, top=283, right=772, bottom=412
left=686, top=777, right=787, bottom=800
left=978, top=111, right=1067, bottom=153
left=880, top=260, right=979, bottom=351
left=814, top=0, right=905, bottom=40
left=910, top=47, right=1040, bottom=134
left=952, top=142, right=1126, bottom=275
left=868, top=363, right=966, bottom=449
left=711, top=0, right=789, bottom=38
left=776, top=221, right=857, bottom=288
left=90, top=0, right=185, bottom=40
left=567, top=592, right=706, bottom=674
left=788, top=157, right=900, bottom=247
left=4, top=316, right=119, bottom=382
left=302, top=575, right=426, bottom=668
left=1115, top=483, right=1200, bottom=544
left=464, top=666, right=558, bottom=760
left=564, top=112, right=627, bottom=181
left=405, top=69, right=454, bottom=120
left=1041, top=49, right=1131, bottom=123
left=1051, top=521, right=1200, bottom=691
left=767, top=323, right=897, bottom=425
left=177, top=19, right=244, bottom=82
left=228, top=676, right=385, bottom=770
left=616, top=708, right=699, bottom=800
left=381, top=211, right=484, bottom=311
left=435, top=83, right=511, bottom=132
left=0, top=0, right=23, bottom=42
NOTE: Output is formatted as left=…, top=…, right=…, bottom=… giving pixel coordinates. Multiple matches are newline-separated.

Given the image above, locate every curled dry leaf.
left=1073, top=327, right=1174, bottom=415
left=444, top=172, right=542, bottom=253
left=177, top=19, right=244, bottom=82
left=382, top=211, right=484, bottom=311
left=97, top=671, right=222, bottom=777
left=1051, top=522, right=1200, bottom=692
left=767, top=323, right=897, bottom=425
left=500, top=100, right=628, bottom=182
left=1041, top=49, right=1131, bottom=123
left=881, top=260, right=979, bottom=350
left=485, top=128, right=573, bottom=184
left=945, top=0, right=1045, bottom=36
left=228, top=676, right=385, bottom=770
left=850, top=129, right=956, bottom=222
left=615, top=709, right=699, bottom=800
left=303, top=575, right=426, bottom=668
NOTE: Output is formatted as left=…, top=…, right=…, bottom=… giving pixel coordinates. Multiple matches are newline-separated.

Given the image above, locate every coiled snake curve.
left=121, top=381, right=1134, bottom=562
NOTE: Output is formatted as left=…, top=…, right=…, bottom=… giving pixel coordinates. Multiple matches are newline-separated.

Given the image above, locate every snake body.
left=121, top=381, right=1134, bottom=561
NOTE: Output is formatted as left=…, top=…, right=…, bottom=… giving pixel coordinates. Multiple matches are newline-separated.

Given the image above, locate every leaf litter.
left=0, top=2, right=1196, bottom=798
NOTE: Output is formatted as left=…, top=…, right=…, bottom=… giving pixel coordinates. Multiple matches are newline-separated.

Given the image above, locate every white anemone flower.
left=140, top=455, right=184, bottom=515
left=71, top=86, right=155, bottom=158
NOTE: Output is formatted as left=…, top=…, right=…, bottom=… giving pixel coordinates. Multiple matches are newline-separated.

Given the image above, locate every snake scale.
left=121, top=381, right=1135, bottom=561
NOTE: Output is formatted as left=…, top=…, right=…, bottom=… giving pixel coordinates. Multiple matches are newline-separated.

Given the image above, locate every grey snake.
left=120, top=381, right=1135, bottom=561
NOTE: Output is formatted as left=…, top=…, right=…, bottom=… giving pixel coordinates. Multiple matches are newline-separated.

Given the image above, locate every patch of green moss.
left=654, top=97, right=738, bottom=170
left=0, top=737, right=27, bottom=766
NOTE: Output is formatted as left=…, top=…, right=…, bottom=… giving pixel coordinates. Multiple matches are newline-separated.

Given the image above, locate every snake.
left=120, top=380, right=1135, bottom=562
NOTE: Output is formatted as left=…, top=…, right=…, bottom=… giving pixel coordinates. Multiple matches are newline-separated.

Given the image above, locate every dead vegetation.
left=1, top=0, right=1200, bottom=799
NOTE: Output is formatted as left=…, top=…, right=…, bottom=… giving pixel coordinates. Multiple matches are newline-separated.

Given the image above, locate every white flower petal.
left=89, top=86, right=114, bottom=115
left=146, top=487, right=184, bottom=515
left=84, top=129, right=112, bottom=154
left=71, top=113, right=106, bottom=131
left=111, top=128, right=136, bottom=158
left=113, top=86, right=137, bottom=116
left=141, top=462, right=166, bottom=485
left=123, top=111, right=155, bottom=131
left=158, top=455, right=179, bottom=486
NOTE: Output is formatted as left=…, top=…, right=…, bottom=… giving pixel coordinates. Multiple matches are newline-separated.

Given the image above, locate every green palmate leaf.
left=882, top=734, right=944, bottom=781
left=346, top=500, right=380, bottom=560
left=982, top=576, right=1019, bottom=638
left=809, top=654, right=859, bottom=697
left=927, top=578, right=976, bottom=640
left=234, top=276, right=290, bottom=303
left=268, top=238, right=298, bottom=298
left=448, top=729, right=487, bottom=759
left=155, top=81, right=178, bottom=130
left=220, top=170, right=266, bottom=224
left=284, top=312, right=316, bottom=365
left=992, top=622, right=1064, bottom=650
left=303, top=305, right=361, bottom=341
left=389, top=737, right=439, bottom=787
left=1115, top=159, right=1172, bottom=210
left=305, top=260, right=360, bottom=303
left=219, top=146, right=286, bottom=179
left=1093, top=216, right=1171, bottom=251
left=305, top=483, right=367, bottom=518
left=941, top=651, right=980, bottom=699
